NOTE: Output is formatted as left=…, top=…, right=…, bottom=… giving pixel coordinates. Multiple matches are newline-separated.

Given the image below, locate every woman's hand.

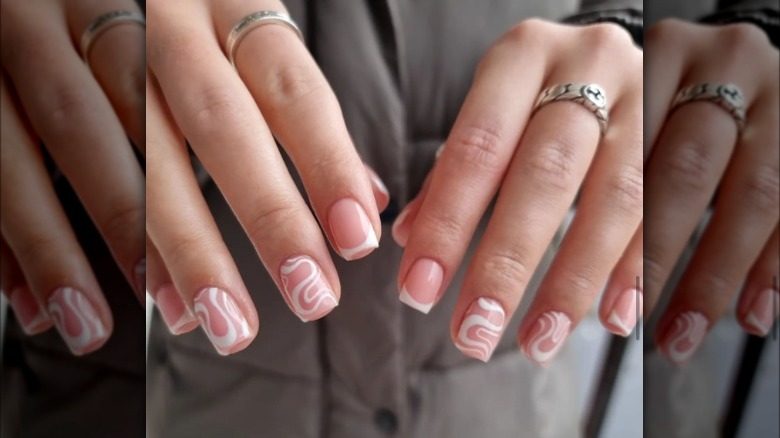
left=146, top=0, right=388, bottom=355
left=0, top=0, right=145, bottom=355
left=644, top=20, right=778, bottom=365
left=392, top=19, right=643, bottom=364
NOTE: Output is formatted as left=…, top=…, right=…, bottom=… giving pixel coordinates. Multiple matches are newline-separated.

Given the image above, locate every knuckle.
left=561, top=265, right=601, bottom=295
left=45, top=87, right=97, bottom=135
left=582, top=22, right=633, bottom=49
left=742, top=164, right=780, bottom=214
left=191, top=86, right=247, bottom=133
left=657, top=139, right=716, bottom=192
left=101, top=198, right=144, bottom=248
left=606, top=166, right=644, bottom=219
left=478, top=247, right=533, bottom=290
left=642, top=243, right=667, bottom=289
left=718, top=23, right=771, bottom=51
left=523, top=138, right=579, bottom=193
left=163, top=229, right=211, bottom=269
left=448, top=123, right=506, bottom=174
left=301, top=149, right=354, bottom=181
left=263, top=63, right=326, bottom=109
left=417, top=209, right=468, bottom=244
left=244, top=202, right=302, bottom=244
left=505, top=18, right=550, bottom=43
left=13, top=232, right=59, bottom=266
left=645, top=18, right=688, bottom=44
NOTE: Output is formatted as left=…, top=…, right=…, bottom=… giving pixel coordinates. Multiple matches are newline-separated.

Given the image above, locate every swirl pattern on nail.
left=193, top=287, right=251, bottom=355
left=47, top=287, right=107, bottom=354
left=280, top=256, right=338, bottom=321
left=455, top=297, right=506, bottom=362
left=665, top=311, right=708, bottom=364
left=523, top=311, right=571, bottom=366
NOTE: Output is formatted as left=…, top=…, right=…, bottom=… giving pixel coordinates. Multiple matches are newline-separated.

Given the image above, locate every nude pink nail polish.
left=607, top=288, right=641, bottom=337
left=155, top=284, right=198, bottom=335
left=280, top=255, right=338, bottom=322
left=743, top=288, right=779, bottom=336
left=8, top=286, right=51, bottom=335
left=454, top=297, right=506, bottom=362
left=399, top=258, right=443, bottom=314
left=47, top=287, right=109, bottom=355
left=661, top=311, right=708, bottom=365
left=193, top=287, right=251, bottom=355
left=522, top=311, right=572, bottom=367
left=328, top=198, right=378, bottom=260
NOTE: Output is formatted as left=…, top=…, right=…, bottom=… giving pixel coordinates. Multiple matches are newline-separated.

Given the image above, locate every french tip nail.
left=399, top=288, right=433, bottom=314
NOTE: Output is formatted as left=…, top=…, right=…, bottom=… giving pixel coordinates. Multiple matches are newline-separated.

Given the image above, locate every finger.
left=1, top=1, right=145, bottom=301
left=518, top=74, right=642, bottom=365
left=0, top=72, right=111, bottom=355
left=213, top=0, right=380, bottom=260
left=0, top=236, right=52, bottom=335
left=737, top=225, right=779, bottom=337
left=146, top=235, right=198, bottom=335
left=599, top=226, right=643, bottom=337
left=392, top=167, right=436, bottom=247
left=66, top=0, right=146, bottom=151
left=656, top=69, right=779, bottom=363
left=396, top=20, right=552, bottom=316
left=146, top=68, right=257, bottom=354
left=148, top=4, right=341, bottom=325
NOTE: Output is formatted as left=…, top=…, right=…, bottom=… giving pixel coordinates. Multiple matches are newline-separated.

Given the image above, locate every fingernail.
left=400, top=258, right=443, bottom=314
left=155, top=284, right=198, bottom=335
left=743, top=288, right=779, bottom=336
left=8, top=286, right=51, bottom=335
left=454, top=297, right=506, bottom=362
left=47, top=287, right=109, bottom=355
left=521, top=311, right=572, bottom=367
left=193, top=287, right=252, bottom=355
left=134, top=258, right=146, bottom=300
left=329, top=198, right=378, bottom=260
left=607, top=288, right=641, bottom=337
left=661, top=311, right=708, bottom=365
left=391, top=206, right=411, bottom=247
left=280, top=255, right=338, bottom=322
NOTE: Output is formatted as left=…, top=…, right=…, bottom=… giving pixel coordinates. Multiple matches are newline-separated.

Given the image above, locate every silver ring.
left=670, top=83, right=746, bottom=135
left=226, top=11, right=303, bottom=67
left=533, top=83, right=609, bottom=136
left=80, top=11, right=145, bottom=66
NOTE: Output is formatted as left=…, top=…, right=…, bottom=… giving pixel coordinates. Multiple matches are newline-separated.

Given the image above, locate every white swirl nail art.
left=523, top=311, right=571, bottom=367
left=455, top=297, right=506, bottom=362
left=47, top=287, right=107, bottom=355
left=280, top=256, right=338, bottom=322
left=193, top=287, right=251, bottom=355
left=665, top=311, right=708, bottom=364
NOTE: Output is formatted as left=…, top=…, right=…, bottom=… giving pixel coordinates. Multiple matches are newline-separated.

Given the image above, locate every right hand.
left=146, top=0, right=388, bottom=355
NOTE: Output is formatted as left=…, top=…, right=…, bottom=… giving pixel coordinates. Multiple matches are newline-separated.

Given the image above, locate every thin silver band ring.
left=226, top=11, right=303, bottom=67
left=533, top=82, right=609, bottom=136
left=670, top=82, right=746, bottom=135
left=80, top=10, right=145, bottom=66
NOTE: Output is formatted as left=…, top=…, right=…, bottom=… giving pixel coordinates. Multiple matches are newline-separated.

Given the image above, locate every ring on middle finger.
left=225, top=11, right=303, bottom=67
left=533, top=82, right=609, bottom=136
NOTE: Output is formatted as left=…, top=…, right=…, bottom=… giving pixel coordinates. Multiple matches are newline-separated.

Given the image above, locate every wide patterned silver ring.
left=80, top=10, right=145, bottom=66
left=226, top=11, right=303, bottom=67
left=533, top=83, right=609, bottom=136
left=670, top=83, right=746, bottom=135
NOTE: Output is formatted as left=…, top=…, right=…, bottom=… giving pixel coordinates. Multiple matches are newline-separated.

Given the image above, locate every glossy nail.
left=399, top=258, right=443, bottom=314
left=329, top=198, right=378, bottom=260
left=743, top=288, right=779, bottom=336
left=607, top=288, right=641, bottom=336
left=155, top=284, right=198, bottom=334
left=522, top=311, right=572, bottom=367
left=455, top=297, right=506, bottom=362
left=193, top=287, right=251, bottom=355
left=8, top=286, right=51, bottom=335
left=280, top=255, right=338, bottom=322
left=47, top=287, right=108, bottom=355
left=661, top=311, right=708, bottom=365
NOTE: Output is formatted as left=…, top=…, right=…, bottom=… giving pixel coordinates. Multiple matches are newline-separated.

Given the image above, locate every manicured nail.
left=155, top=284, right=198, bottom=335
left=522, top=311, right=572, bottom=367
left=280, top=255, right=338, bottom=322
left=8, top=286, right=51, bottom=335
left=391, top=206, right=412, bottom=247
left=47, top=287, right=108, bottom=355
left=607, top=288, right=641, bottom=337
left=134, top=258, right=146, bottom=300
left=743, top=288, right=779, bottom=336
left=661, top=311, right=708, bottom=365
left=454, top=297, right=506, bottom=362
left=193, top=287, right=252, bottom=355
left=399, top=258, right=443, bottom=314
left=367, top=167, right=389, bottom=198
left=329, top=198, right=378, bottom=260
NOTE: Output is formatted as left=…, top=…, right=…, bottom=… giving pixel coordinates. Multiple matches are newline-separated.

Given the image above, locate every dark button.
left=374, top=408, right=398, bottom=434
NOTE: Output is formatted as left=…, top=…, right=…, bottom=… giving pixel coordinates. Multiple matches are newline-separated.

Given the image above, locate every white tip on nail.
left=608, top=310, right=632, bottom=337
left=745, top=312, right=770, bottom=336
left=340, top=227, right=379, bottom=261
left=399, top=287, right=433, bottom=314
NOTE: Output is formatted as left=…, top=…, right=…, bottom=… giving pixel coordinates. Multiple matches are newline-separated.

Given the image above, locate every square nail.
left=521, top=311, right=572, bottom=367
left=607, top=288, right=641, bottom=337
left=454, top=297, right=506, bottom=362
left=399, top=258, right=443, bottom=314
left=280, top=256, right=338, bottom=322
left=743, top=288, right=779, bottom=336
left=193, top=287, right=252, bottom=355
left=8, top=286, right=51, bottom=335
left=47, top=287, right=109, bottom=355
left=661, top=311, right=708, bottom=365
left=328, top=198, right=378, bottom=260
left=155, top=284, right=198, bottom=334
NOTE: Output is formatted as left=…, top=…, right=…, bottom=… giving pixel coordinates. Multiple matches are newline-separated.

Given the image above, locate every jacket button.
left=374, top=408, right=398, bottom=434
